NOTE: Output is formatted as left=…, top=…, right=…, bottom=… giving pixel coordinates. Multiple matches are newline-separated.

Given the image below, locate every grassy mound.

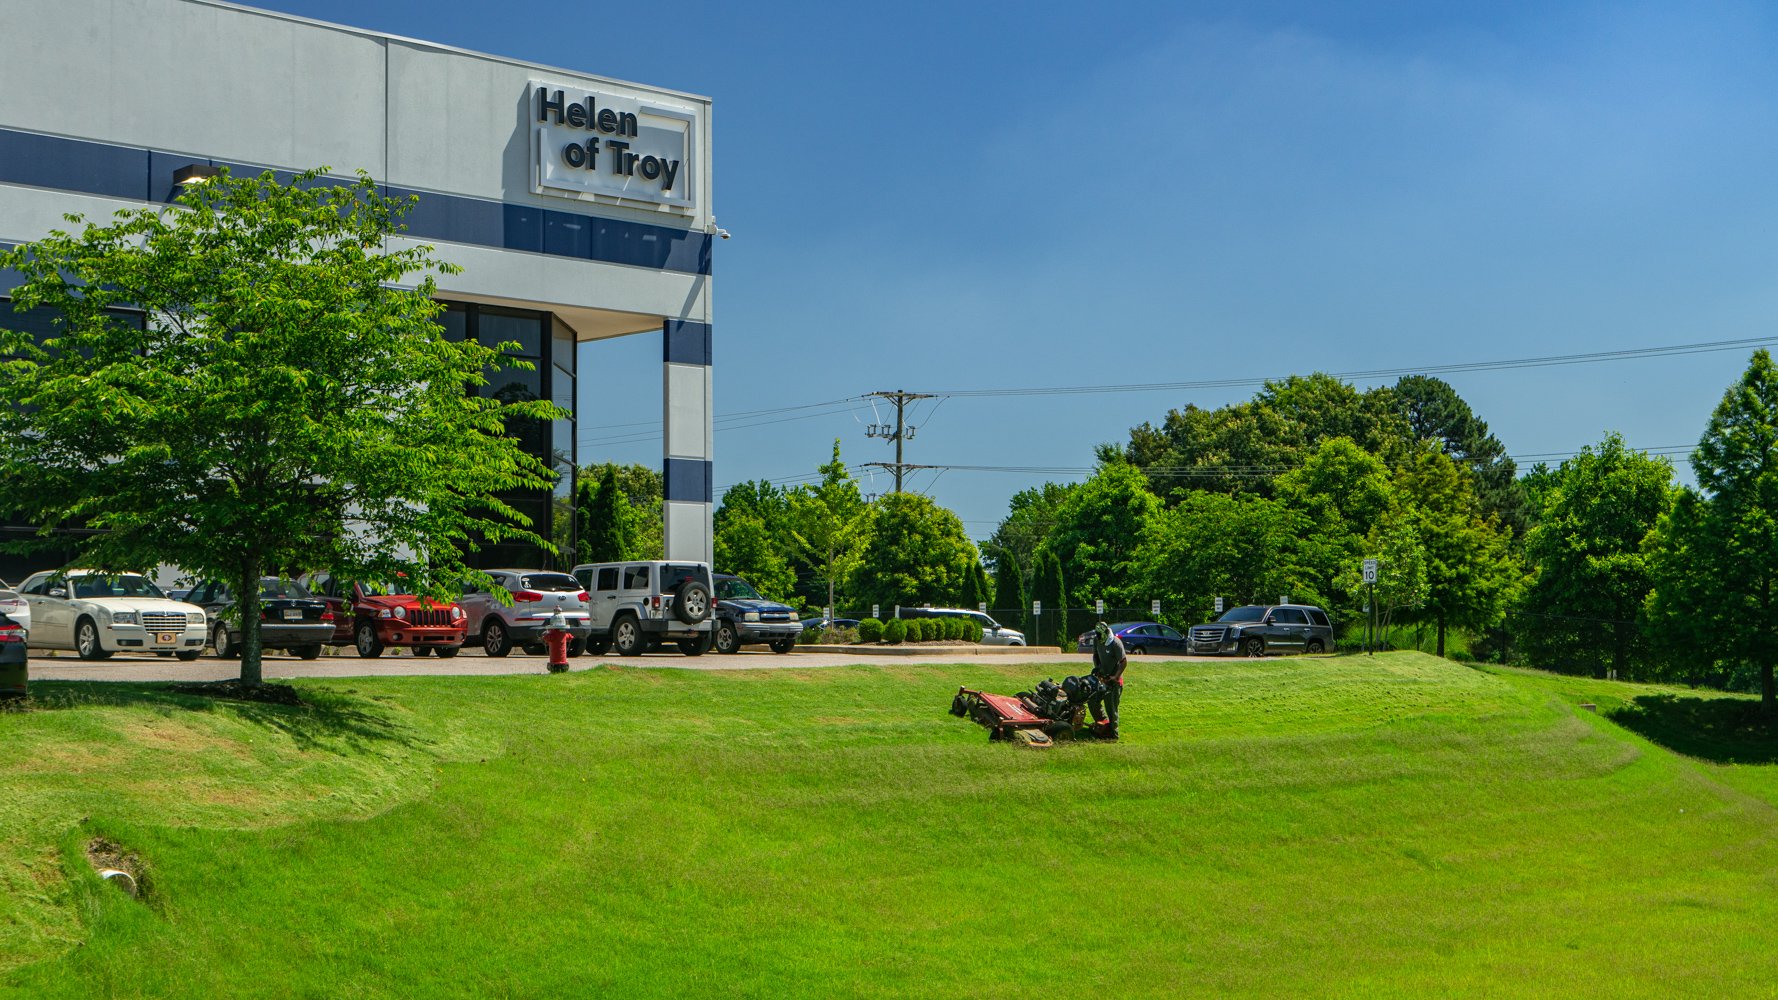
left=2, top=654, right=1775, bottom=998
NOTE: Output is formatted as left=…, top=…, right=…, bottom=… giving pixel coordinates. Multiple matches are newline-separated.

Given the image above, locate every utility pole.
left=862, top=389, right=934, bottom=492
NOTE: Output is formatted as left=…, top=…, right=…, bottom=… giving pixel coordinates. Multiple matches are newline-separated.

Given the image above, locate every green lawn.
left=3, top=653, right=1776, bottom=998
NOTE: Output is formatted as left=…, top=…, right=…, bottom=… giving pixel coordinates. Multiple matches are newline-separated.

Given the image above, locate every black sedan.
left=1074, top=621, right=1191, bottom=656
left=184, top=577, right=335, bottom=660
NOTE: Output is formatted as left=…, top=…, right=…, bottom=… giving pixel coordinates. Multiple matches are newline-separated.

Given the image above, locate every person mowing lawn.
left=1088, top=621, right=1126, bottom=739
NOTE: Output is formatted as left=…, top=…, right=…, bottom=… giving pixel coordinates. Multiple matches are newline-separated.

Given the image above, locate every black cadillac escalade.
left=1187, top=604, right=1333, bottom=656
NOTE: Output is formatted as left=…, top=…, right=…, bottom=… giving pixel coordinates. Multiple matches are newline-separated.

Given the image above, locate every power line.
left=921, top=335, right=1778, bottom=398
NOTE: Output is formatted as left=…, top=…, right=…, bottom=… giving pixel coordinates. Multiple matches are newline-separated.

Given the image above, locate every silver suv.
left=570, top=560, right=714, bottom=656
left=458, top=569, right=593, bottom=658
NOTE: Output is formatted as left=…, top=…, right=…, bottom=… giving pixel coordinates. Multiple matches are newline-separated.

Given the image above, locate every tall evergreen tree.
left=1392, top=375, right=1527, bottom=539
left=992, top=548, right=1027, bottom=630
left=1031, top=548, right=1066, bottom=650
left=1647, top=350, right=1778, bottom=715
left=577, top=465, right=631, bottom=564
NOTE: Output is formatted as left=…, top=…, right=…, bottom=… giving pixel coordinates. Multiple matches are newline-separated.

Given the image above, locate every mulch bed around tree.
left=169, top=680, right=305, bottom=706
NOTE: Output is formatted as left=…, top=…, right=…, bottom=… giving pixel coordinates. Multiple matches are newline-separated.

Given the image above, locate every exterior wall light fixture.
left=171, top=164, right=222, bottom=188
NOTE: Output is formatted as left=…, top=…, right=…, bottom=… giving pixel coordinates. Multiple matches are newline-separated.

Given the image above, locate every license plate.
left=153, top=632, right=177, bottom=645
left=283, top=609, right=302, bottom=620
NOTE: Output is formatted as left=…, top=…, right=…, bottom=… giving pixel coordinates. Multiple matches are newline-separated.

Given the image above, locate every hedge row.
left=855, top=616, right=985, bottom=645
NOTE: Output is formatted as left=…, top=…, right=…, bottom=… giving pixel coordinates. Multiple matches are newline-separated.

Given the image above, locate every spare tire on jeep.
left=673, top=580, right=712, bottom=625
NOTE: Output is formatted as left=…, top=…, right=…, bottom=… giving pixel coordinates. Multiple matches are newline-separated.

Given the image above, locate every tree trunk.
left=1436, top=618, right=1446, bottom=658
left=238, top=556, right=263, bottom=685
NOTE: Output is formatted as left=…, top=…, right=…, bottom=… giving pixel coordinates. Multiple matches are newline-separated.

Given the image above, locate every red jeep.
left=302, top=573, right=467, bottom=658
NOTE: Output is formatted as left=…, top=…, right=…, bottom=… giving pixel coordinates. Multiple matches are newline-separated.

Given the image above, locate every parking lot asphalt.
left=24, top=645, right=1127, bottom=682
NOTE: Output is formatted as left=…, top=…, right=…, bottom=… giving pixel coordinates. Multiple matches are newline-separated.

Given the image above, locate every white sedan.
left=0, top=581, right=31, bottom=635
left=16, top=570, right=208, bottom=660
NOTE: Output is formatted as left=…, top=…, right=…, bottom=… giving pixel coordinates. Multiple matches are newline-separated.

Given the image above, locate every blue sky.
left=256, top=0, right=1778, bottom=537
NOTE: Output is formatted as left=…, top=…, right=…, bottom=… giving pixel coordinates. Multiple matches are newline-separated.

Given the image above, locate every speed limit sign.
left=1363, top=558, right=1378, bottom=584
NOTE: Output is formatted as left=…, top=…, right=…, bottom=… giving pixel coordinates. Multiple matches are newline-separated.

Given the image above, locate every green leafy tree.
left=1275, top=437, right=1396, bottom=618
left=713, top=481, right=796, bottom=602
left=0, top=169, right=557, bottom=684
left=786, top=440, right=865, bottom=616
left=576, top=465, right=632, bottom=564
left=1134, top=491, right=1316, bottom=620
left=1108, top=373, right=1408, bottom=499
left=1334, top=514, right=1429, bottom=642
left=1030, top=547, right=1067, bottom=649
left=1517, top=434, right=1674, bottom=679
left=983, top=482, right=1075, bottom=592
left=1646, top=351, right=1778, bottom=713
left=1045, top=462, right=1161, bottom=609
left=1394, top=449, right=1520, bottom=657
left=845, top=493, right=977, bottom=612
left=1643, top=491, right=1737, bottom=689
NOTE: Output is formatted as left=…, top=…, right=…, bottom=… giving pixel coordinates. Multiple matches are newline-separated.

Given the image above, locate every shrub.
left=946, top=618, right=964, bottom=640
left=857, top=618, right=884, bottom=643
left=968, top=620, right=984, bottom=643
left=908, top=619, right=927, bottom=642
left=883, top=618, right=907, bottom=644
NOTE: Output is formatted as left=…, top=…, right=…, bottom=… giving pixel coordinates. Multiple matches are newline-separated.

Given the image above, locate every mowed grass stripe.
left=3, top=653, right=1776, bottom=998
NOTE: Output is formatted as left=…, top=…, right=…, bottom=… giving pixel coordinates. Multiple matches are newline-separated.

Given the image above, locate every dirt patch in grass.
left=84, top=838, right=146, bottom=898
left=169, top=680, right=304, bottom=706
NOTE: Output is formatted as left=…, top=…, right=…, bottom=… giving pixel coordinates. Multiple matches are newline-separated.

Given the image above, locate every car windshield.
left=261, top=578, right=312, bottom=599
left=1218, top=606, right=1266, bottom=623
left=519, top=573, right=581, bottom=592
left=717, top=578, right=762, bottom=601
left=71, top=575, right=165, bottom=600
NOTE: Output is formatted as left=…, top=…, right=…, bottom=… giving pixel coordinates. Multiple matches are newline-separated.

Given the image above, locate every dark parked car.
left=712, top=573, right=800, bottom=654
left=184, top=577, right=336, bottom=660
left=1074, top=621, right=1189, bottom=656
left=1187, top=604, right=1333, bottom=657
left=801, top=617, right=860, bottom=632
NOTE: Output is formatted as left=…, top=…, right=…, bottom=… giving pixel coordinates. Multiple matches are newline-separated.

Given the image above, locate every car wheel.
left=355, top=622, right=384, bottom=658
left=483, top=619, right=511, bottom=658
left=212, top=623, right=237, bottom=659
left=76, top=618, right=113, bottom=661
left=566, top=637, right=585, bottom=658
left=678, top=632, right=713, bottom=656
left=612, top=615, right=644, bottom=656
left=1128, top=644, right=1146, bottom=655
left=1305, top=639, right=1325, bottom=654
left=522, top=642, right=547, bottom=656
left=769, top=637, right=795, bottom=654
left=1241, top=637, right=1265, bottom=658
left=435, top=646, right=460, bottom=658
left=295, top=644, right=323, bottom=660
left=714, top=621, right=741, bottom=655
left=175, top=650, right=200, bottom=661
left=585, top=638, right=610, bottom=656
left=673, top=581, right=713, bottom=625
left=412, top=646, right=432, bottom=656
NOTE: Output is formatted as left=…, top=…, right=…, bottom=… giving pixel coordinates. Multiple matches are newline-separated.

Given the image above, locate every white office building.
left=0, top=0, right=717, bottom=577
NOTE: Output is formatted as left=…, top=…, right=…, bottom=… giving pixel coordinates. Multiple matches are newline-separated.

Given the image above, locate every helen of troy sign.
left=532, top=82, right=697, bottom=211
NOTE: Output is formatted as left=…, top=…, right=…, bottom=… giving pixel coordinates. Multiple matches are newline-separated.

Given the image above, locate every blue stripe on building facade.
left=663, top=319, right=712, bottom=366
left=664, top=457, right=713, bottom=504
left=0, top=127, right=711, bottom=276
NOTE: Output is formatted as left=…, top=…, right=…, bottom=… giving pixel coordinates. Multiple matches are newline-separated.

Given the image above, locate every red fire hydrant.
left=543, top=611, right=572, bottom=673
